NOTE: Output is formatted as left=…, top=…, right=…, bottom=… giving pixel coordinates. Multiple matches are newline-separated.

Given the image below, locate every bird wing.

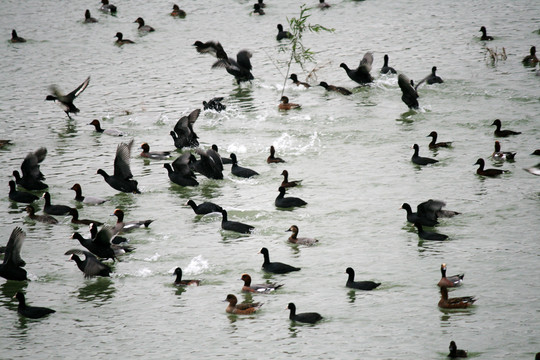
left=93, top=226, right=113, bottom=247
left=173, top=116, right=190, bottom=136
left=4, top=227, right=25, bottom=267
left=398, top=74, right=418, bottom=98
left=172, top=153, right=195, bottom=176
left=113, top=139, right=134, bottom=179
left=206, top=148, right=224, bottom=171
left=359, top=52, right=373, bottom=72
left=65, top=76, right=91, bottom=101
left=21, top=147, right=47, bottom=180
left=187, top=109, right=201, bottom=126
left=417, top=199, right=445, bottom=220
left=236, top=50, right=253, bottom=71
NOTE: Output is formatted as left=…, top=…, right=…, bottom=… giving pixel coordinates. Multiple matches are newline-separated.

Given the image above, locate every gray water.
left=1, top=0, right=539, bottom=358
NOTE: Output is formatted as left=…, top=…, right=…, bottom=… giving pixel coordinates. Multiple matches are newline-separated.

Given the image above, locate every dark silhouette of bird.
left=13, top=147, right=48, bottom=190
left=0, top=227, right=27, bottom=281
left=97, top=139, right=141, bottom=193
left=65, top=249, right=111, bottom=278
left=398, top=73, right=419, bottom=109
left=380, top=54, right=397, bottom=74
left=340, top=52, right=373, bottom=84
left=14, top=292, right=55, bottom=319
left=164, top=153, right=198, bottom=186
left=415, top=66, right=443, bottom=89
left=319, top=81, right=352, bottom=95
left=276, top=24, right=292, bottom=40
left=45, top=76, right=90, bottom=119
left=10, top=30, right=26, bottom=43
left=479, top=26, right=493, bottom=41
left=212, top=47, right=254, bottom=84
left=170, top=109, right=201, bottom=149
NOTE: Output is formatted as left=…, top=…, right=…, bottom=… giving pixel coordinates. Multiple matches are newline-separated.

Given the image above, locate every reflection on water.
left=76, top=277, right=115, bottom=306
left=347, top=289, right=356, bottom=303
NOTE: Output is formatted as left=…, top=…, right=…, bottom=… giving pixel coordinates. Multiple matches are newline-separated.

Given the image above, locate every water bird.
left=84, top=9, right=98, bottom=23
left=9, top=181, right=38, bottom=203
left=281, top=170, right=302, bottom=188
left=114, top=32, right=134, bottom=46
left=289, top=73, right=310, bottom=88
left=203, top=97, right=226, bottom=112
left=163, top=154, right=198, bottom=186
left=134, top=17, right=154, bottom=32
left=193, top=40, right=227, bottom=58
left=438, top=287, right=476, bottom=309
left=191, top=148, right=224, bottom=179
left=522, top=46, right=539, bottom=66
left=319, top=81, right=352, bottom=95
left=286, top=225, right=318, bottom=246
left=13, top=147, right=48, bottom=190
left=345, top=267, right=380, bottom=290
left=212, top=145, right=232, bottom=164
left=14, top=292, right=55, bottom=319
left=318, top=0, right=331, bottom=9
left=68, top=208, right=103, bottom=226
left=10, top=30, right=26, bottom=43
left=257, top=0, right=266, bottom=8
left=0, top=140, right=11, bottom=148
left=24, top=205, right=58, bottom=224
left=437, top=263, right=464, bottom=288
left=276, top=24, right=292, bottom=40
left=212, top=48, right=254, bottom=84
left=279, top=96, right=301, bottom=110
left=492, top=141, right=516, bottom=161
left=42, top=192, right=72, bottom=216
left=70, top=183, right=107, bottom=205
left=276, top=186, right=307, bottom=208
left=267, top=146, right=285, bottom=163
left=170, top=109, right=201, bottom=149
left=415, top=199, right=460, bottom=222
left=259, top=247, right=300, bottom=274
left=380, top=54, right=396, bottom=74
left=89, top=119, right=126, bottom=136
left=286, top=303, right=322, bottom=324
left=97, top=139, right=141, bottom=193
left=340, top=52, right=373, bottom=84
left=111, top=209, right=153, bottom=233
left=171, top=4, right=186, bottom=18
left=398, top=73, right=419, bottom=109
left=230, top=153, right=258, bottom=178
left=0, top=227, right=27, bottom=281
left=220, top=209, right=254, bottom=234
left=100, top=0, right=117, bottom=14
left=414, top=222, right=448, bottom=241
left=399, top=203, right=439, bottom=227
left=45, top=76, right=90, bottom=119
left=474, top=158, right=508, bottom=177
left=448, top=341, right=468, bottom=358
left=71, top=228, right=117, bottom=261
left=225, top=294, right=262, bottom=314
left=185, top=200, right=222, bottom=215
left=140, top=143, right=170, bottom=160
left=240, top=274, right=283, bottom=293
left=253, top=3, right=265, bottom=15
left=415, top=66, right=443, bottom=89
left=479, top=26, right=493, bottom=41
left=491, top=119, right=521, bottom=137
left=532, top=150, right=540, bottom=156
left=524, top=163, right=540, bottom=176
left=173, top=267, right=200, bottom=286
left=65, top=249, right=111, bottom=278
left=427, top=131, right=452, bottom=148
left=411, top=144, right=438, bottom=165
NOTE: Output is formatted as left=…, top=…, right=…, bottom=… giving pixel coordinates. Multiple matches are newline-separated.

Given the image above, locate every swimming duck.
left=279, top=96, right=301, bottom=110
left=220, top=209, right=254, bottom=234
left=275, top=186, right=307, bottom=208
left=281, top=170, right=302, bottom=188
left=89, top=119, right=126, bottom=136
left=437, top=263, right=464, bottom=288
left=267, top=146, right=285, bottom=163
left=415, top=66, right=444, bottom=89
left=380, top=54, right=397, bottom=74
left=240, top=273, right=283, bottom=293
left=230, top=153, right=259, bottom=178
left=427, top=131, right=452, bottom=148
left=173, top=267, right=200, bottom=286
left=114, top=32, right=134, bottom=46
left=70, top=183, right=107, bottom=205
left=414, top=222, right=448, bottom=241
left=13, top=147, right=48, bottom=191
left=319, top=81, right=352, bottom=95
left=340, top=52, right=373, bottom=84
left=253, top=3, right=265, bottom=15
left=84, top=9, right=98, bottom=23
left=24, top=205, right=58, bottom=224
left=185, top=200, right=222, bottom=215
left=225, top=294, right=262, bottom=314
left=479, top=26, right=493, bottom=41
left=289, top=73, right=310, bottom=88
left=259, top=247, right=300, bottom=274
left=97, top=139, right=141, bottom=193
left=10, top=30, right=26, bottom=43
left=191, top=148, right=224, bottom=180
left=171, top=4, right=186, bottom=18
left=163, top=154, right=199, bottom=187
left=524, top=163, right=540, bottom=176
left=492, top=141, right=516, bottom=161
left=345, top=267, right=381, bottom=290
left=276, top=24, right=293, bottom=40
left=522, top=46, right=539, bottom=66
left=438, top=287, right=476, bottom=309
left=14, top=292, right=55, bottom=319
left=9, top=181, right=38, bottom=204
left=45, top=76, right=90, bottom=119
left=399, top=203, right=439, bottom=227
left=286, top=225, right=318, bottom=245
left=111, top=209, right=153, bottom=234
left=134, top=17, right=155, bottom=32
left=411, top=144, right=438, bottom=165
left=100, top=0, right=117, bottom=14
left=65, top=249, right=111, bottom=278
left=318, top=0, right=331, bottom=9
left=212, top=145, right=232, bottom=164
left=287, top=302, right=322, bottom=323
left=491, top=119, right=521, bottom=137
left=474, top=158, right=508, bottom=177
left=139, top=143, right=170, bottom=160
left=448, top=341, right=468, bottom=358
left=398, top=73, right=419, bottom=109
left=170, top=109, right=200, bottom=149
left=68, top=208, right=103, bottom=226
left=0, top=140, right=11, bottom=148
left=0, top=227, right=27, bottom=281
left=42, top=192, right=72, bottom=216
left=212, top=48, right=254, bottom=84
